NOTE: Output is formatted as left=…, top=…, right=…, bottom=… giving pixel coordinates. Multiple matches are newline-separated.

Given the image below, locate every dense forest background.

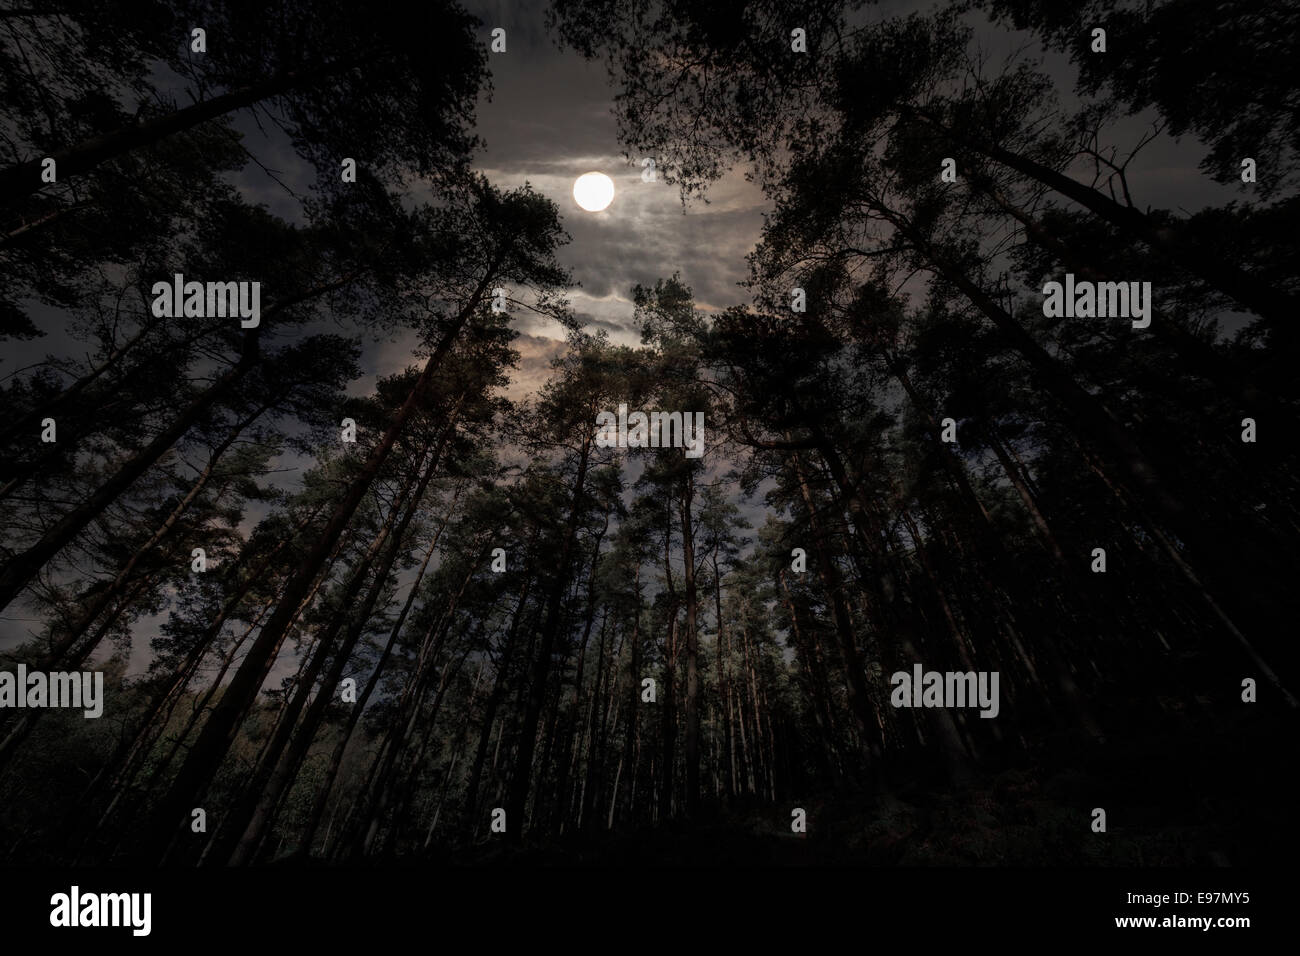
left=0, top=0, right=1296, bottom=866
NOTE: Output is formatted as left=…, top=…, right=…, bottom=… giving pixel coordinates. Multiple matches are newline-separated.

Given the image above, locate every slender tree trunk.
left=87, top=588, right=279, bottom=827
left=885, top=355, right=992, bottom=527
left=0, top=270, right=364, bottom=611
left=579, top=611, right=614, bottom=833
left=51, top=405, right=271, bottom=675
left=907, top=106, right=1300, bottom=337
left=0, top=346, right=258, bottom=613
left=0, top=59, right=368, bottom=208
left=463, top=573, right=534, bottom=829
left=506, top=434, right=592, bottom=841
left=379, top=640, right=475, bottom=858
left=340, top=537, right=489, bottom=859
left=142, top=265, right=497, bottom=862
left=552, top=511, right=608, bottom=834
left=659, top=612, right=679, bottom=820
left=292, top=481, right=464, bottom=857
left=679, top=464, right=701, bottom=819
left=967, top=168, right=1299, bottom=408
left=790, top=450, right=879, bottom=747
left=615, top=566, right=641, bottom=827
left=777, top=568, right=840, bottom=785
left=983, top=425, right=1067, bottom=566
left=211, top=454, right=424, bottom=864
left=227, top=421, right=455, bottom=864
left=712, top=553, right=736, bottom=799
left=424, top=658, right=485, bottom=849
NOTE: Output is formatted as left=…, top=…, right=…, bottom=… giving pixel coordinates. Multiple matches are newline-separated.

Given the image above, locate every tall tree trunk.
left=0, top=271, right=364, bottom=611
left=789, top=450, right=879, bottom=747
left=292, top=480, right=465, bottom=858
left=463, top=573, right=534, bottom=829
left=226, top=419, right=456, bottom=864
left=982, top=424, right=1068, bottom=566
left=884, top=354, right=992, bottom=528
left=713, top=553, right=736, bottom=799
left=659, top=611, right=678, bottom=821
left=679, top=464, right=701, bottom=819
left=552, top=510, right=609, bottom=834
left=339, top=536, right=489, bottom=859
left=776, top=568, right=840, bottom=786
left=966, top=169, right=1297, bottom=408
left=506, top=434, right=592, bottom=841
left=615, top=565, right=641, bottom=827
left=378, top=639, right=475, bottom=858
left=141, top=266, right=497, bottom=863
left=579, top=611, right=614, bottom=833
left=0, top=59, right=368, bottom=208
left=49, top=404, right=272, bottom=676
left=906, top=106, right=1300, bottom=338
left=209, top=450, right=426, bottom=865
left=0, top=344, right=259, bottom=613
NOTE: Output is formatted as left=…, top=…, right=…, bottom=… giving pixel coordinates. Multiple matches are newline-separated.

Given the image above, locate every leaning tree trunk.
left=905, top=106, right=1300, bottom=341
left=141, top=266, right=498, bottom=863
left=0, top=59, right=367, bottom=208
left=227, top=418, right=456, bottom=865
left=292, top=480, right=465, bottom=858
left=0, top=272, right=363, bottom=612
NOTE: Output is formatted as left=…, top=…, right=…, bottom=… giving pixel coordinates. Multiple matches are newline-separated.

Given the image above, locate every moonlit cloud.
left=464, top=1, right=767, bottom=371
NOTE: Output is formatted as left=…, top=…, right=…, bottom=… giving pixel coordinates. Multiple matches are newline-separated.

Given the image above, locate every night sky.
left=0, top=0, right=1255, bottom=664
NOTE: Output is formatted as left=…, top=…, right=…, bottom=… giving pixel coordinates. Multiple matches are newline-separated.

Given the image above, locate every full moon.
left=573, top=171, right=615, bottom=212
